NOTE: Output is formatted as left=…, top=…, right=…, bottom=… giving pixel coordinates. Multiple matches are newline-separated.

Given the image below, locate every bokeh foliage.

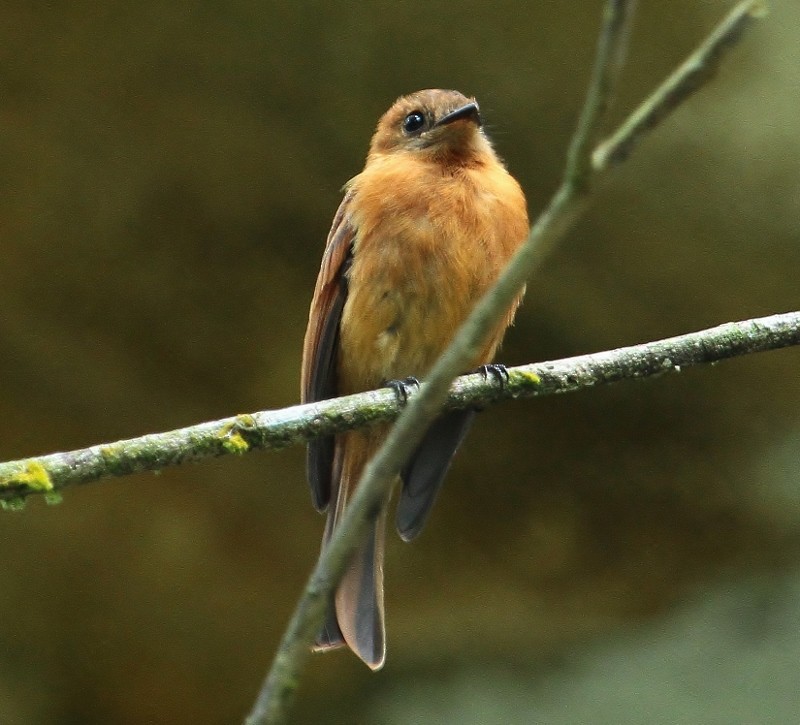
left=1, top=1, right=799, bottom=722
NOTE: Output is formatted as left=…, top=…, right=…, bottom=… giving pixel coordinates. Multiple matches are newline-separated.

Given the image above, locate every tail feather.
left=313, top=433, right=387, bottom=670
left=335, top=511, right=386, bottom=669
left=313, top=440, right=347, bottom=652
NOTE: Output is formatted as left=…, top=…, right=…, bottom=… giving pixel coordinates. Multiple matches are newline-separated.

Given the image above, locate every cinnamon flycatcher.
left=301, top=89, right=528, bottom=669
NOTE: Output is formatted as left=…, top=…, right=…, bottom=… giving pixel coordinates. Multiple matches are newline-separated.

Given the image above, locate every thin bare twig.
left=245, top=2, right=766, bottom=723
left=592, top=0, right=767, bottom=170
left=246, top=3, right=635, bottom=723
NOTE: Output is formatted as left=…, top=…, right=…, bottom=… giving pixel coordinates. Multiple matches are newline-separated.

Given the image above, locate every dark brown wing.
left=396, top=409, right=476, bottom=541
left=301, top=191, right=356, bottom=511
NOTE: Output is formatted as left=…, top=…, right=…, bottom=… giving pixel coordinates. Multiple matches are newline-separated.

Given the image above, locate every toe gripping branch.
left=476, top=363, right=510, bottom=388
left=470, top=363, right=510, bottom=412
left=384, top=365, right=507, bottom=412
left=383, top=376, right=421, bottom=404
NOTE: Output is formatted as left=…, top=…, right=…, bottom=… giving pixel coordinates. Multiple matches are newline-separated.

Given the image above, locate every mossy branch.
left=1, top=310, right=797, bottom=508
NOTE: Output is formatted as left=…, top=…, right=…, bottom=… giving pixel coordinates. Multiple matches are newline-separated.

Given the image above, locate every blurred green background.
left=2, top=1, right=799, bottom=723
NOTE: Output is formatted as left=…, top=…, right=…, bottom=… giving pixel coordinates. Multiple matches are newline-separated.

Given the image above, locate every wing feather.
left=301, top=192, right=356, bottom=511
left=396, top=410, right=476, bottom=541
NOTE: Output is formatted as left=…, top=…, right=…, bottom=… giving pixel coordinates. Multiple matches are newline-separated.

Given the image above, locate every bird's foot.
left=383, top=376, right=420, bottom=404
left=475, top=363, right=510, bottom=389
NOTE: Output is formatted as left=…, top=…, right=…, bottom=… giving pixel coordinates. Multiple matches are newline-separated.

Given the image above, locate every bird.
left=301, top=89, right=529, bottom=669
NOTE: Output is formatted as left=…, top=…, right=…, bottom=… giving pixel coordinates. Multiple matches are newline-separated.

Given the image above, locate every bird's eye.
left=402, top=111, right=426, bottom=134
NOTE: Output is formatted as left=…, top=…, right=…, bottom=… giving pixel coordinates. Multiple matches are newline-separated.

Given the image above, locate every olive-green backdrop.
left=2, top=1, right=799, bottom=723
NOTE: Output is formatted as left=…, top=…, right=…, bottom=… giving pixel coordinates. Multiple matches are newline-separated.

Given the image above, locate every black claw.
left=476, top=363, right=509, bottom=388
left=383, top=376, right=420, bottom=404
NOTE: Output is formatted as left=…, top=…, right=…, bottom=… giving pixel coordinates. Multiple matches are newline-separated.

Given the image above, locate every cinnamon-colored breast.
left=338, top=150, right=528, bottom=395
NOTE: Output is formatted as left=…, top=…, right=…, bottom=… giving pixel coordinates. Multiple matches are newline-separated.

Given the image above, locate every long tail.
left=313, top=432, right=387, bottom=670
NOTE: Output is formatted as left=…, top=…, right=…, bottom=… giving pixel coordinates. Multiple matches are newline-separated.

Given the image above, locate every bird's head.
left=368, top=89, right=494, bottom=166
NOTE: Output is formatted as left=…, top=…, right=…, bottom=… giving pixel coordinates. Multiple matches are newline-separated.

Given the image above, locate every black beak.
left=434, top=102, right=482, bottom=128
